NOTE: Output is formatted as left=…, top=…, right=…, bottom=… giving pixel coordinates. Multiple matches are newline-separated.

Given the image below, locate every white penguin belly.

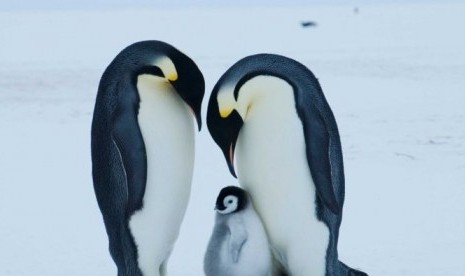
left=235, top=76, right=330, bottom=276
left=129, top=75, right=195, bottom=276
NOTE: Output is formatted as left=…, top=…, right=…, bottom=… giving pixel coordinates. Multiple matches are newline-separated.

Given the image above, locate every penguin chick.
left=204, top=186, right=272, bottom=276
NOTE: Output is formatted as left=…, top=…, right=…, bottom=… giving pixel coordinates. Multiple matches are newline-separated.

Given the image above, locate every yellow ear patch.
left=217, top=86, right=237, bottom=118
left=153, top=56, right=178, bottom=82
left=220, top=107, right=233, bottom=118
left=167, top=73, right=178, bottom=82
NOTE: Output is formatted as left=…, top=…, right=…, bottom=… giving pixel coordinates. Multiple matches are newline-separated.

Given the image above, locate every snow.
left=1, top=1, right=464, bottom=275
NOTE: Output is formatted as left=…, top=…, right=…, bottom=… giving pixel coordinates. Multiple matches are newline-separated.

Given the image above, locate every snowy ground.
left=1, top=2, right=464, bottom=275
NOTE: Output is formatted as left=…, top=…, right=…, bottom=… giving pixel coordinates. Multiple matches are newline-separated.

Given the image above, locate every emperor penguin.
left=206, top=54, right=367, bottom=276
left=91, top=40, right=204, bottom=276
left=204, top=186, right=273, bottom=276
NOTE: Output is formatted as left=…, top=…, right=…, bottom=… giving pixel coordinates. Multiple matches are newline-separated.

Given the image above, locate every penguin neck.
left=235, top=75, right=304, bottom=205
left=235, top=76, right=295, bottom=122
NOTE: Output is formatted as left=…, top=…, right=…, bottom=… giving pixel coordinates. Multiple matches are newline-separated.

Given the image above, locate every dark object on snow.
left=301, top=21, right=317, bottom=28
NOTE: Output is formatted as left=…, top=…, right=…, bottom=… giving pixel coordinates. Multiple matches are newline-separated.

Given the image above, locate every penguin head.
left=126, top=41, right=205, bottom=130
left=207, top=76, right=257, bottom=178
left=215, top=186, right=248, bottom=215
left=207, top=55, right=289, bottom=177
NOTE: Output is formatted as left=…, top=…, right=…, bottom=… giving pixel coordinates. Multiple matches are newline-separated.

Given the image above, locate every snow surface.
left=1, top=2, right=464, bottom=275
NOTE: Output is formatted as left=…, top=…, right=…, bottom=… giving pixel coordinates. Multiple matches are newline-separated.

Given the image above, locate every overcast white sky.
left=1, top=0, right=314, bottom=11
left=0, top=0, right=450, bottom=11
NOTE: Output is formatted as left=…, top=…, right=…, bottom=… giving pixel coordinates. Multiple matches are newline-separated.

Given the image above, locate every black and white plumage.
left=91, top=40, right=204, bottom=276
left=207, top=54, right=366, bottom=276
left=204, top=186, right=272, bottom=276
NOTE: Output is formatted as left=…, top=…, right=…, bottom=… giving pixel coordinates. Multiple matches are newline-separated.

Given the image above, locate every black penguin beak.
left=193, top=108, right=202, bottom=131
left=225, top=141, right=237, bottom=178
left=207, top=108, right=243, bottom=178
left=214, top=205, right=225, bottom=212
left=184, top=101, right=202, bottom=131
left=170, top=80, right=203, bottom=131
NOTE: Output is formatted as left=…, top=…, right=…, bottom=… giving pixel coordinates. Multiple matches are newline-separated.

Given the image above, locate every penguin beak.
left=226, top=142, right=237, bottom=178
left=170, top=80, right=203, bottom=131
left=215, top=203, right=226, bottom=212
left=184, top=103, right=202, bottom=131
left=207, top=107, right=243, bottom=178
left=193, top=108, right=202, bottom=131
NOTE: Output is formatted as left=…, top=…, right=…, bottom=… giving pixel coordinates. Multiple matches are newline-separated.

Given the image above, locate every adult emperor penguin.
left=204, top=186, right=273, bottom=276
left=91, top=40, right=204, bottom=276
left=207, top=54, right=367, bottom=276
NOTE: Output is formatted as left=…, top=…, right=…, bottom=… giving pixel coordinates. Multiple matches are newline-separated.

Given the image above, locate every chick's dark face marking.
left=215, top=186, right=248, bottom=214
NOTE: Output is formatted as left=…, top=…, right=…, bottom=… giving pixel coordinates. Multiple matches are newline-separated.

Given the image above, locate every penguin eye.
left=223, top=195, right=237, bottom=207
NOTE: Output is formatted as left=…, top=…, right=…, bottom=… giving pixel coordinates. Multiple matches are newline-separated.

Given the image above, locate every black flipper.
left=111, top=83, right=147, bottom=215
left=302, top=104, right=340, bottom=214
left=228, top=222, right=248, bottom=263
left=296, top=79, right=343, bottom=214
left=91, top=73, right=146, bottom=275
